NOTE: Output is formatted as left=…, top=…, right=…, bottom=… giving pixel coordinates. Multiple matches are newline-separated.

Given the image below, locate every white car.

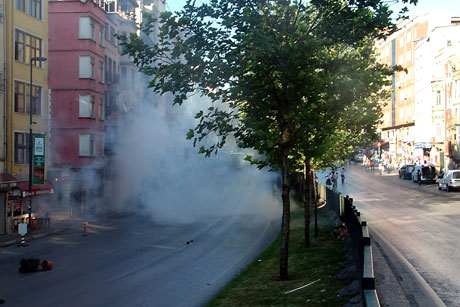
left=354, top=153, right=365, bottom=162
left=438, top=170, right=460, bottom=191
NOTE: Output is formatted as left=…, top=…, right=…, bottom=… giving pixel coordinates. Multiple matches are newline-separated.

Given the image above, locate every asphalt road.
left=0, top=172, right=281, bottom=307
left=333, top=164, right=460, bottom=307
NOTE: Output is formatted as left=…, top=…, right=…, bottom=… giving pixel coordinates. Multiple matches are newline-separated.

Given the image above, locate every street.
left=332, top=164, right=460, bottom=306
left=0, top=170, right=281, bottom=307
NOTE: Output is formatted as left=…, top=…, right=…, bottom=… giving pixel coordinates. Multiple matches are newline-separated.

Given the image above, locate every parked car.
left=398, top=164, right=415, bottom=180
left=353, top=153, right=365, bottom=162
left=411, top=165, right=437, bottom=184
left=438, top=170, right=460, bottom=191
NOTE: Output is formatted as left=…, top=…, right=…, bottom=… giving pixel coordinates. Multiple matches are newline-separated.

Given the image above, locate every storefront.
left=5, top=181, right=54, bottom=234
left=414, top=142, right=432, bottom=164
left=0, top=173, right=18, bottom=235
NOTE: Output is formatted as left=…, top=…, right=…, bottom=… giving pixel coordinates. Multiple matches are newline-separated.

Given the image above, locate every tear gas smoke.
left=111, top=94, right=282, bottom=225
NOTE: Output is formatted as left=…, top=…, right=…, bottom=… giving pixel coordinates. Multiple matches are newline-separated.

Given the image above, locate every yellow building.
left=2, top=0, right=51, bottom=234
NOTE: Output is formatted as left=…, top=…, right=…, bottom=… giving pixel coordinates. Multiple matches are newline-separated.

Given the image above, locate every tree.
left=121, top=0, right=417, bottom=281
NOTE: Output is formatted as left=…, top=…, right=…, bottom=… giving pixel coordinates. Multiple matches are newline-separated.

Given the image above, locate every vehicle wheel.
left=447, top=185, right=451, bottom=192
left=438, top=185, right=441, bottom=190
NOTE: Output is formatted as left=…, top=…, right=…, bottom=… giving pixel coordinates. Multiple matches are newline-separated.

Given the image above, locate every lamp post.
left=28, top=56, right=47, bottom=230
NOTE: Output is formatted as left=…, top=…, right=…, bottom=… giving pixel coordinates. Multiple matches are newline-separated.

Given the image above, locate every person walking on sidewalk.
left=340, top=167, right=345, bottom=184
left=417, top=170, right=422, bottom=186
left=332, top=171, right=338, bottom=189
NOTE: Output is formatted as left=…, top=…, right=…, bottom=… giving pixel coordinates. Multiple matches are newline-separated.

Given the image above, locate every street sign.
left=18, top=223, right=28, bottom=236
left=33, top=135, right=45, bottom=185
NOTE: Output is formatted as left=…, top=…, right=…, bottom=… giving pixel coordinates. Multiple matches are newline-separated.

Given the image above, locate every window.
left=79, top=134, right=95, bottom=157
left=110, top=26, right=116, bottom=44
left=400, top=109, right=404, bottom=119
left=14, top=30, right=43, bottom=66
left=79, top=95, right=95, bottom=118
left=27, top=0, right=42, bottom=19
left=456, top=80, right=460, bottom=98
left=14, top=132, right=30, bottom=164
left=106, top=57, right=112, bottom=82
left=112, top=60, right=117, bottom=81
left=121, top=67, right=127, bottom=89
left=436, top=90, right=442, bottom=106
left=79, top=56, right=95, bottom=79
left=131, top=69, right=136, bottom=89
left=119, top=31, right=127, bottom=54
left=104, top=23, right=110, bottom=41
left=14, top=81, right=41, bottom=115
left=15, top=0, right=42, bottom=19
left=399, top=37, right=404, bottom=47
left=406, top=51, right=411, bottom=62
left=15, top=0, right=25, bottom=12
left=79, top=17, right=95, bottom=40
left=99, top=61, right=104, bottom=84
left=99, top=98, right=105, bottom=120
left=14, top=82, right=25, bottom=113
left=99, top=25, right=105, bottom=46
left=406, top=32, right=411, bottom=43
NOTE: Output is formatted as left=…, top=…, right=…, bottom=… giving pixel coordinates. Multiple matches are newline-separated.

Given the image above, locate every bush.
left=19, top=258, right=40, bottom=273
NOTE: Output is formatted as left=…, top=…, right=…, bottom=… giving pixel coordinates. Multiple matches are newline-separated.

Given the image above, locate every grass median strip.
left=209, top=208, right=351, bottom=306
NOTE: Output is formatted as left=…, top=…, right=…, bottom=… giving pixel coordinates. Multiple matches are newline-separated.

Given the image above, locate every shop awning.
left=16, top=181, right=54, bottom=197
left=0, top=173, right=18, bottom=191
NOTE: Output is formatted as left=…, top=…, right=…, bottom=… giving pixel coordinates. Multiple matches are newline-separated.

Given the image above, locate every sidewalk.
left=0, top=211, right=84, bottom=248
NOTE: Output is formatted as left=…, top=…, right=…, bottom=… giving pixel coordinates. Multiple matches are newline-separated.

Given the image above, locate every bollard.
left=83, top=221, right=88, bottom=237
left=17, top=236, right=27, bottom=247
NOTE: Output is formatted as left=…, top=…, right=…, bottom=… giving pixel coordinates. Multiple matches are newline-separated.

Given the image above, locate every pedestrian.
left=332, top=172, right=338, bottom=189
left=379, top=162, right=384, bottom=175
left=417, top=170, right=422, bottom=186
left=341, top=167, right=345, bottom=184
left=326, top=173, right=332, bottom=187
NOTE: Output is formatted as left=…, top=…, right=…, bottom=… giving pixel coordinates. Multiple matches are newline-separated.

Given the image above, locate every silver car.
left=438, top=170, right=460, bottom=191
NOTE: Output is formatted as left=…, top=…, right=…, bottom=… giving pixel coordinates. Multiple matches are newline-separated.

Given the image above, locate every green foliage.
left=208, top=209, right=350, bottom=306
left=119, top=0, right=416, bottom=169
left=119, top=0, right=418, bottom=280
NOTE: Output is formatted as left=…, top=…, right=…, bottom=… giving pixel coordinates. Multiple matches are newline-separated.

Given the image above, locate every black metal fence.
left=319, top=183, right=379, bottom=307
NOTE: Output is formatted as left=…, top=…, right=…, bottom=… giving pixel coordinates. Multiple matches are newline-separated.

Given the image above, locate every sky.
left=165, top=0, right=460, bottom=17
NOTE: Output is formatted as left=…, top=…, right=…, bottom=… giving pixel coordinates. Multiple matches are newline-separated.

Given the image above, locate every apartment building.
left=415, top=23, right=460, bottom=170
left=48, top=0, right=107, bottom=216
left=376, top=13, right=454, bottom=165
left=2, top=0, right=52, bottom=234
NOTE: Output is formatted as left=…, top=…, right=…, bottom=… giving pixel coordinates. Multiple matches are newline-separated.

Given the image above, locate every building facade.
left=49, top=0, right=107, bottom=216
left=2, top=0, right=52, bottom=234
left=376, top=13, right=456, bottom=169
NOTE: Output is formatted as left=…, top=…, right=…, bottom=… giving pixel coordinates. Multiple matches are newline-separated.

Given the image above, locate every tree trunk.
left=279, top=146, right=291, bottom=281
left=298, top=173, right=304, bottom=200
left=303, top=159, right=311, bottom=248
left=312, top=169, right=319, bottom=238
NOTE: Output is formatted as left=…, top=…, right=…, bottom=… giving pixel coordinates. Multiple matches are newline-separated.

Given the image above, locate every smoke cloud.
left=111, top=93, right=282, bottom=225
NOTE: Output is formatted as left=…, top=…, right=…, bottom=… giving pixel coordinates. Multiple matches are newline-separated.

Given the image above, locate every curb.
left=0, top=227, right=72, bottom=248
left=0, top=211, right=127, bottom=248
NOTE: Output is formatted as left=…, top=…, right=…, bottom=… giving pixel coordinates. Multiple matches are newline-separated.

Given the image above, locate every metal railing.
left=319, top=183, right=380, bottom=307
